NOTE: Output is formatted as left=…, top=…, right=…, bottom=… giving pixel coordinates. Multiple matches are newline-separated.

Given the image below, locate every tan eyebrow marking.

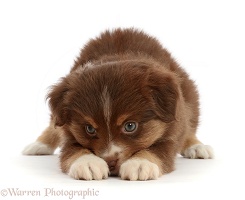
left=116, top=114, right=130, bottom=126
left=84, top=116, right=98, bottom=129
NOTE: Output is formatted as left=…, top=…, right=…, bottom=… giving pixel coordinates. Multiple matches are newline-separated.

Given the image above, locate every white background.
left=0, top=0, right=245, bottom=199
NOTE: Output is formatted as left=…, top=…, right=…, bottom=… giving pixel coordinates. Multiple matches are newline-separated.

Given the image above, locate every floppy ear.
left=47, top=78, right=70, bottom=126
left=148, top=70, right=179, bottom=123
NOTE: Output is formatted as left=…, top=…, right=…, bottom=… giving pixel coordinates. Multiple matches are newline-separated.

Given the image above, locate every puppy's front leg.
left=119, top=140, right=176, bottom=181
left=119, top=150, right=162, bottom=181
left=60, top=143, right=109, bottom=180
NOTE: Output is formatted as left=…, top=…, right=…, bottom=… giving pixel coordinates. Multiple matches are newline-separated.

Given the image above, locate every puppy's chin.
left=103, top=159, right=125, bottom=176
left=109, top=167, right=120, bottom=176
left=107, top=156, right=131, bottom=176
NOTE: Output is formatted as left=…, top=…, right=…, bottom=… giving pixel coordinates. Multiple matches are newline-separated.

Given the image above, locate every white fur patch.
left=68, top=154, right=109, bottom=180
left=119, top=158, right=160, bottom=181
left=182, top=144, right=214, bottom=159
left=101, top=143, right=123, bottom=158
left=83, top=61, right=94, bottom=68
left=22, top=141, right=54, bottom=155
left=75, top=60, right=134, bottom=74
left=74, top=62, right=94, bottom=74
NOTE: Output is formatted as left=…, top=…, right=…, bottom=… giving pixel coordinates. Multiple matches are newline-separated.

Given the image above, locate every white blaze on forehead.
left=101, top=87, right=111, bottom=128
left=102, top=143, right=123, bottom=158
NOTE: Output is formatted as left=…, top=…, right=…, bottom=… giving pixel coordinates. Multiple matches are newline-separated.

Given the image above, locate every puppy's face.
left=48, top=61, right=179, bottom=174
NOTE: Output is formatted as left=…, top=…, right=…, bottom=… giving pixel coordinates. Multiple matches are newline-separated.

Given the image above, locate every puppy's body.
left=23, top=28, right=213, bottom=180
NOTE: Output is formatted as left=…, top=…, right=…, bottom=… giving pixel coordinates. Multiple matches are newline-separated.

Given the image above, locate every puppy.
left=23, top=28, right=214, bottom=181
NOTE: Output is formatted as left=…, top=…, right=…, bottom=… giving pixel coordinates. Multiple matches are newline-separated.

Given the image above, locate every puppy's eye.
left=123, top=122, right=138, bottom=133
left=85, top=125, right=96, bottom=136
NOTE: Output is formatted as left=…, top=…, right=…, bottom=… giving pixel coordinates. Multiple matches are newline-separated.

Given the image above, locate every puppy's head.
left=48, top=61, right=179, bottom=174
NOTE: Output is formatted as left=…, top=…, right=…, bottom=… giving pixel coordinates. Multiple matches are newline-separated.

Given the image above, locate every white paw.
left=182, top=144, right=214, bottom=159
left=119, top=158, right=160, bottom=181
left=22, top=141, right=54, bottom=155
left=68, top=154, right=109, bottom=180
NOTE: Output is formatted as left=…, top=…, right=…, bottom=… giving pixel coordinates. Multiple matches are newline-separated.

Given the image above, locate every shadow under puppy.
left=23, top=28, right=213, bottom=181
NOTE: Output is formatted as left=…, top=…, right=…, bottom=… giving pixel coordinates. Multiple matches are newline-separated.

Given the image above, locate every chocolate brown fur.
left=23, top=28, right=213, bottom=180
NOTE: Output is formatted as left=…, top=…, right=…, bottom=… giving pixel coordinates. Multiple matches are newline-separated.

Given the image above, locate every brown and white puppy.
left=23, top=28, right=213, bottom=181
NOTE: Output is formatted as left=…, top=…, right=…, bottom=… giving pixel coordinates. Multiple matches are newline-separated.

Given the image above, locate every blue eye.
left=85, top=125, right=96, bottom=135
left=124, top=122, right=138, bottom=133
